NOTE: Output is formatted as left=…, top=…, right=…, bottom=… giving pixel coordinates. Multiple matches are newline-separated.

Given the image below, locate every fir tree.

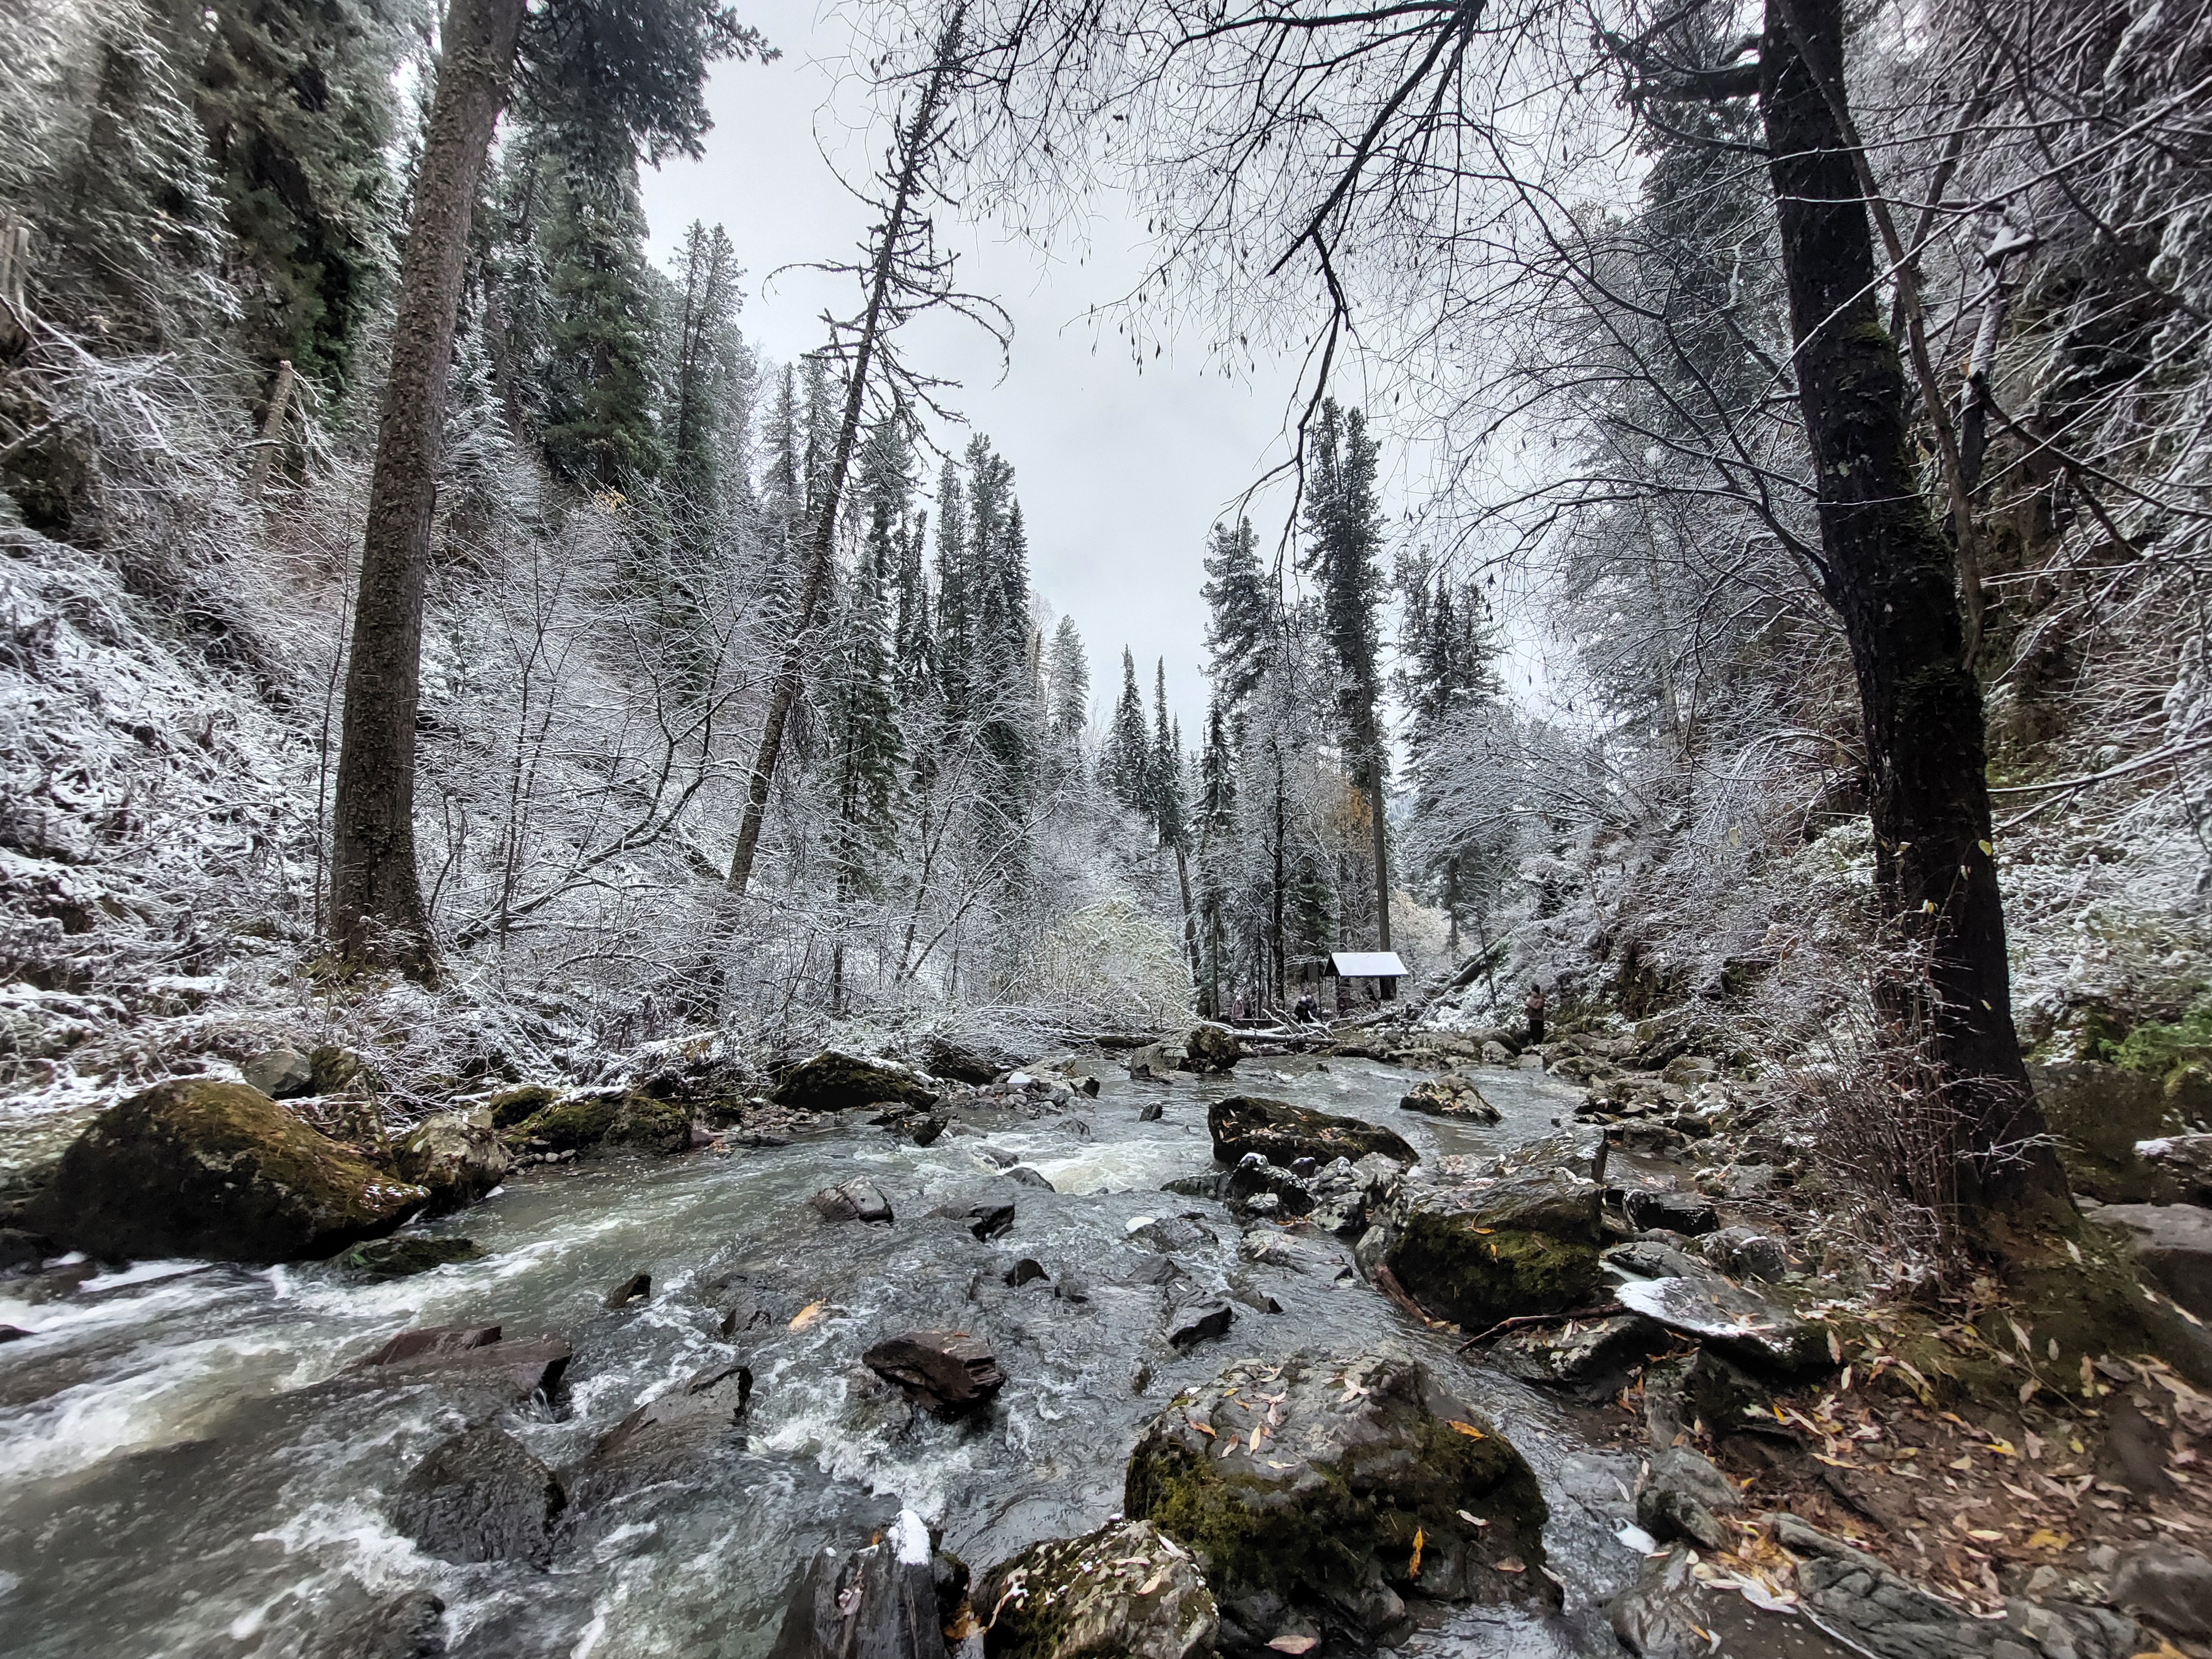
left=663, top=219, right=743, bottom=515
left=1046, top=616, right=1089, bottom=751
left=1150, top=657, right=1185, bottom=846
left=1103, top=646, right=1149, bottom=812
left=1201, top=516, right=1271, bottom=724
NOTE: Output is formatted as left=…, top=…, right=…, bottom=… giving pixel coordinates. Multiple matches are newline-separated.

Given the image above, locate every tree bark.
left=1368, top=773, right=1390, bottom=951
left=329, top=0, right=526, bottom=977
left=1760, top=0, right=2067, bottom=1215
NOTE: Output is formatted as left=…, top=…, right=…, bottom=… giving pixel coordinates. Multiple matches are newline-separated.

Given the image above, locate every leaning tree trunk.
left=329, top=0, right=526, bottom=977
left=1760, top=0, right=2067, bottom=1214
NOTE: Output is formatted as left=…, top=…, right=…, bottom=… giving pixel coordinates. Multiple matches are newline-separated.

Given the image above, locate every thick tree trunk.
left=329, top=0, right=526, bottom=976
left=1367, top=773, right=1390, bottom=951
left=1760, top=0, right=2067, bottom=1215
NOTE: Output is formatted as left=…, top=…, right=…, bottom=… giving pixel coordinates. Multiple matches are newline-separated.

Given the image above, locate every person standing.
left=1524, top=983, right=1547, bottom=1045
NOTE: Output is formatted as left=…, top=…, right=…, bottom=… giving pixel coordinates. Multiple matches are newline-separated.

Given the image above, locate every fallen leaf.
left=1494, top=1557, right=1526, bottom=1573
left=1949, top=1455, right=1975, bottom=1471
left=1458, top=1511, right=1489, bottom=1528
left=1192, top=1420, right=1217, bottom=1437
left=789, top=1301, right=828, bottom=1331
left=1410, top=1528, right=1425, bottom=1579
left=1967, top=1530, right=2006, bottom=1542
left=2026, top=1530, right=2069, bottom=1550
left=1266, top=1637, right=1318, bottom=1655
left=1444, top=1420, right=1486, bottom=1439
left=1250, top=1422, right=1265, bottom=1453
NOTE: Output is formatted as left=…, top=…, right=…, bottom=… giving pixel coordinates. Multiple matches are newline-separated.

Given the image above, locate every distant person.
left=1293, top=991, right=1322, bottom=1025
left=1524, top=983, right=1547, bottom=1044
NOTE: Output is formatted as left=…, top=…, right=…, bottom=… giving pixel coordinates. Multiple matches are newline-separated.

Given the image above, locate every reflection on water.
left=0, top=1053, right=1666, bottom=1659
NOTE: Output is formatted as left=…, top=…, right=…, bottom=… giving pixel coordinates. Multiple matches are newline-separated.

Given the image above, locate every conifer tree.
left=1103, top=646, right=1149, bottom=812
left=1046, top=616, right=1089, bottom=752
left=1200, top=516, right=1270, bottom=724
left=932, top=457, right=971, bottom=717
left=664, top=219, right=743, bottom=514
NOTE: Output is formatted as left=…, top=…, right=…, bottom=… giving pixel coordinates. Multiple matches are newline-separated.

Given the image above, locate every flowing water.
left=0, top=1056, right=1768, bottom=1659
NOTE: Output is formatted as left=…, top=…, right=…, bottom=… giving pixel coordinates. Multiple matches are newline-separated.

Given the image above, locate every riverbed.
left=0, top=1055, right=1756, bottom=1659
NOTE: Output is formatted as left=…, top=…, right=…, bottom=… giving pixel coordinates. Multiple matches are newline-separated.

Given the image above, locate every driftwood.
left=1455, top=1303, right=1625, bottom=1354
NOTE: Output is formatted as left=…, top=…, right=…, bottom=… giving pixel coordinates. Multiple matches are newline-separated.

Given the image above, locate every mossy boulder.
left=1125, top=1347, right=1551, bottom=1654
left=1382, top=1166, right=1604, bottom=1329
left=337, top=1236, right=483, bottom=1279
left=2031, top=1061, right=2195, bottom=1203
left=485, top=1084, right=564, bottom=1130
left=978, top=1519, right=1217, bottom=1659
left=22, top=1079, right=430, bottom=1262
left=1208, top=1097, right=1415, bottom=1169
left=392, top=1114, right=512, bottom=1209
left=500, top=1091, right=691, bottom=1156
left=771, top=1050, right=940, bottom=1112
left=1399, top=1074, right=1502, bottom=1122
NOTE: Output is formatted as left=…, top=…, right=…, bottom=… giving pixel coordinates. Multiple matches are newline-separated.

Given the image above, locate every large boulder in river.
left=392, top=1113, right=512, bottom=1209
left=389, top=1426, right=564, bottom=1565
left=23, top=1079, right=430, bottom=1262
left=1208, top=1097, right=1414, bottom=1170
left=1381, top=1164, right=1604, bottom=1330
left=770, top=1511, right=966, bottom=1659
left=864, top=1329, right=1006, bottom=1417
left=773, top=1050, right=939, bottom=1111
left=1181, top=1022, right=1243, bottom=1073
left=569, top=1361, right=752, bottom=1507
left=1398, top=1074, right=1502, bottom=1122
left=500, top=1089, right=691, bottom=1156
left=1124, top=1347, right=1551, bottom=1655
left=977, top=1519, right=1217, bottom=1659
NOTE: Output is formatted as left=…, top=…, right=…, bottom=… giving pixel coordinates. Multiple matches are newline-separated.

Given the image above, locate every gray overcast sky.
left=634, top=0, right=1308, bottom=737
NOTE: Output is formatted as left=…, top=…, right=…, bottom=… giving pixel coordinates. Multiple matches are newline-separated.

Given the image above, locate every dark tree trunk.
left=1760, top=0, right=2067, bottom=1214
left=1367, top=773, right=1390, bottom=951
left=329, top=0, right=526, bottom=976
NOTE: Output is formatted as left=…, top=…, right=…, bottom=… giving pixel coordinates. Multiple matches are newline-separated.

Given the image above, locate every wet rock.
left=977, top=1518, right=1217, bottom=1659
left=815, top=1181, right=895, bottom=1224
left=912, top=1117, right=948, bottom=1147
left=773, top=1051, right=940, bottom=1113
left=335, top=1237, right=482, bottom=1279
left=864, top=1329, right=1006, bottom=1417
left=308, top=1589, right=448, bottom=1659
left=1383, top=1165, right=1605, bottom=1330
left=0, top=1324, right=29, bottom=1341
left=1620, top=1190, right=1717, bottom=1236
left=23, top=1079, right=430, bottom=1263
left=570, top=1361, right=752, bottom=1506
left=1398, top=1074, right=1502, bottom=1122
left=931, top=1198, right=1016, bottom=1240
left=924, top=1037, right=1009, bottom=1086
left=1130, top=1214, right=1215, bottom=1253
left=1165, top=1298, right=1235, bottom=1348
left=1138, top=1100, right=1165, bottom=1123
left=1699, top=1224, right=1790, bottom=1282
left=605, top=1271, right=651, bottom=1308
left=310, top=1045, right=369, bottom=1096
left=1635, top=1446, right=1738, bottom=1549
left=1127, top=1256, right=1186, bottom=1287
left=0, top=1227, right=50, bottom=1271
left=500, top=1090, right=692, bottom=1157
left=391, top=1114, right=513, bottom=1211
left=2095, top=1203, right=2212, bottom=1321
left=1006, top=1166, right=1056, bottom=1190
left=1162, top=1173, right=1223, bottom=1200
left=1615, top=1276, right=1832, bottom=1373
left=1603, top=1239, right=1715, bottom=1281
left=2112, top=1540, right=2212, bottom=1639
left=769, top=1510, right=959, bottom=1659
left=1124, top=1347, right=1552, bottom=1655
left=1224, top=1152, right=1315, bottom=1218
left=244, top=1047, right=315, bottom=1099
left=389, top=1426, right=562, bottom=1565
left=1209, top=1096, right=1415, bottom=1169
left=1003, top=1257, right=1049, bottom=1288
left=1642, top=1348, right=1786, bottom=1442
left=1488, top=1313, right=1668, bottom=1385
left=1130, top=1039, right=1187, bottom=1081
left=1181, top=1022, right=1243, bottom=1073
left=1307, top=1154, right=1403, bottom=1237
left=353, top=1324, right=572, bottom=1404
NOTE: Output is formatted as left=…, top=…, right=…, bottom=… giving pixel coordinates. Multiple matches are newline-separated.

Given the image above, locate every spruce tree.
left=1201, top=516, right=1271, bottom=724
left=664, top=219, right=742, bottom=515
left=1103, top=646, right=1149, bottom=812
left=1046, top=616, right=1089, bottom=752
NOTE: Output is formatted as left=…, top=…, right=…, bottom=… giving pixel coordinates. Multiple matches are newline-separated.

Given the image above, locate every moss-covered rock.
left=1124, top=1348, right=1551, bottom=1654
left=771, top=1050, right=940, bottom=1112
left=336, top=1236, right=483, bottom=1279
left=1382, top=1165, right=1604, bottom=1329
left=22, top=1079, right=430, bottom=1262
left=2032, top=1061, right=2196, bottom=1203
left=500, top=1091, right=692, bottom=1156
left=1207, top=1097, right=1415, bottom=1169
left=392, top=1114, right=512, bottom=1209
left=1398, top=1074, right=1502, bottom=1122
left=979, top=1520, right=1217, bottom=1659
left=484, top=1084, right=563, bottom=1130
left=604, top=1092, right=693, bottom=1153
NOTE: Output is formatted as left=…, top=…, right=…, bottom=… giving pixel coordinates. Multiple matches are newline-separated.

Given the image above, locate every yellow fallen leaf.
left=2027, top=1530, right=2070, bottom=1550
left=1812, top=1453, right=1855, bottom=1468
left=789, top=1301, right=827, bottom=1331
left=1250, top=1422, right=1264, bottom=1452
left=1410, top=1527, right=1425, bottom=1579
left=1192, top=1420, right=1217, bottom=1437
left=1967, top=1530, right=2006, bottom=1542
left=1986, top=1438, right=2018, bottom=1456
left=1949, top=1455, right=1975, bottom=1470
left=1445, top=1420, right=1486, bottom=1439
left=1495, top=1557, right=1526, bottom=1573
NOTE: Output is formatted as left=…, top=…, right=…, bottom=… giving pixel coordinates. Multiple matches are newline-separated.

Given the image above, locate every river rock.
left=1005, top=1166, right=1056, bottom=1190
left=1635, top=1446, right=1738, bottom=1550
left=1604, top=1239, right=1716, bottom=1281
left=392, top=1114, right=512, bottom=1211
left=1124, top=1346, right=1551, bottom=1654
left=1223, top=1153, right=1315, bottom=1218
left=2138, top=1135, right=2212, bottom=1206
left=2112, top=1540, right=2212, bottom=1638
left=930, top=1198, right=1016, bottom=1240
left=1615, top=1276, right=1832, bottom=1373
left=1699, top=1224, right=1790, bottom=1281
left=389, top=1426, right=564, bottom=1566
left=977, top=1519, right=1217, bottom=1659
left=569, top=1361, right=753, bottom=1507
left=1399, top=1074, right=1501, bottom=1122
left=815, top=1181, right=895, bottom=1224
left=243, top=1047, right=316, bottom=1099
left=769, top=1510, right=963, bottom=1659
left=1165, top=1298, right=1235, bottom=1349
left=1181, top=1022, right=1243, bottom=1073
left=1129, top=1040, right=1187, bottom=1081
left=23, top=1079, right=431, bottom=1262
left=1620, top=1190, right=1717, bottom=1237
left=924, top=1037, right=1009, bottom=1086
left=353, top=1323, right=572, bottom=1404
left=773, top=1051, right=940, bottom=1112
left=500, top=1089, right=692, bottom=1156
left=335, top=1237, right=482, bottom=1279
left=1383, top=1165, right=1605, bottom=1329
left=1003, top=1257, right=1049, bottom=1287
left=2094, top=1203, right=2212, bottom=1321
left=1209, top=1097, right=1415, bottom=1169
left=605, top=1271, right=651, bottom=1308
left=864, top=1329, right=1006, bottom=1417
left=1488, top=1313, right=1668, bottom=1385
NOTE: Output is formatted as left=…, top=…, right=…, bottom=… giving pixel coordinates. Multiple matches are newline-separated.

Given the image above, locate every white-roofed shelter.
left=1329, top=950, right=1408, bottom=1001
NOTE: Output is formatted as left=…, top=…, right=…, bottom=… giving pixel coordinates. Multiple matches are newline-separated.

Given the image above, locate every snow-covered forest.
left=7, top=0, right=2212, bottom=1650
